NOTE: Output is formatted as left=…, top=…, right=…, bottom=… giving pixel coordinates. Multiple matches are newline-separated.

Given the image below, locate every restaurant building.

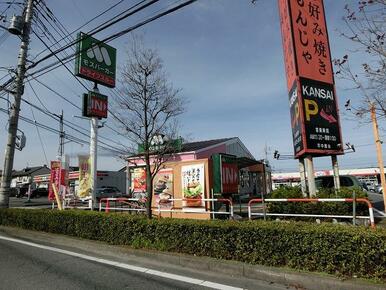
left=126, top=137, right=272, bottom=219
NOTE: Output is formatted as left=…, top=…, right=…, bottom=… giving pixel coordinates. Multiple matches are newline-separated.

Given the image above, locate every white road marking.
left=373, top=208, right=386, bottom=217
left=0, top=235, right=244, bottom=290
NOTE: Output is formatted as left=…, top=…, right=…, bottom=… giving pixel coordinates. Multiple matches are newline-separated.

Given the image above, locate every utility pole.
left=59, top=110, right=64, bottom=159
left=0, top=0, right=35, bottom=208
left=90, top=83, right=99, bottom=208
left=58, top=110, right=64, bottom=198
left=370, top=103, right=386, bottom=211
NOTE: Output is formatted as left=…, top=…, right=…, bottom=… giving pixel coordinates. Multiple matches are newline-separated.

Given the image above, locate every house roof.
left=12, top=166, right=48, bottom=177
left=127, top=137, right=237, bottom=160
left=179, top=137, right=235, bottom=153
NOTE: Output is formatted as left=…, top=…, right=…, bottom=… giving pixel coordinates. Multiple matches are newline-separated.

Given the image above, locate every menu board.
left=181, top=164, right=205, bottom=210
left=130, top=167, right=146, bottom=199
left=153, top=169, right=173, bottom=209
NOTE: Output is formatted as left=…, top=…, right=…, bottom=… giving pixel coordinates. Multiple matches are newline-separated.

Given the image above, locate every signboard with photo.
left=130, top=167, right=146, bottom=199
left=153, top=169, right=173, bottom=208
left=181, top=164, right=205, bottom=209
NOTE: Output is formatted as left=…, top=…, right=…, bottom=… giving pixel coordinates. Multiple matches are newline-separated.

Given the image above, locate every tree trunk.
left=145, top=156, right=153, bottom=219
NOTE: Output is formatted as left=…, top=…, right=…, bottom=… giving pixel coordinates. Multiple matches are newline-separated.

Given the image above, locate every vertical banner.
left=59, top=155, right=69, bottom=197
left=278, top=0, right=343, bottom=157
left=78, top=155, right=91, bottom=198
left=48, top=160, right=61, bottom=201
left=182, top=164, right=205, bottom=210
left=130, top=167, right=147, bottom=199
left=153, top=169, right=173, bottom=208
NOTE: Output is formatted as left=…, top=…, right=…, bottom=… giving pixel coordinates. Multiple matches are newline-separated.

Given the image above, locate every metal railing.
left=156, top=198, right=233, bottom=218
left=99, top=197, right=146, bottom=213
left=248, top=198, right=375, bottom=228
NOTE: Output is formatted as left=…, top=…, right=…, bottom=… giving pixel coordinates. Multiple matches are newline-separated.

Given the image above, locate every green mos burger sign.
left=75, top=32, right=116, bottom=88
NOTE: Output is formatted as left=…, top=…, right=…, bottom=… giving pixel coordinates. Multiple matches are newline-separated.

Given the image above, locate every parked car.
left=376, top=184, right=383, bottom=194
left=95, top=187, right=121, bottom=201
left=364, top=182, right=376, bottom=192
left=315, top=175, right=363, bottom=190
left=28, top=187, right=49, bottom=198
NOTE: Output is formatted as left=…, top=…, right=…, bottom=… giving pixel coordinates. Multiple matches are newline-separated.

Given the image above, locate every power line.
left=26, top=94, right=49, bottom=165
left=28, top=0, right=157, bottom=71
left=0, top=107, right=126, bottom=155
left=26, top=0, right=197, bottom=78
left=23, top=0, right=198, bottom=133
left=31, top=0, right=129, bottom=62
left=24, top=82, right=128, bottom=151
left=29, top=6, right=134, bottom=137
left=26, top=77, right=128, bottom=149
left=0, top=0, right=17, bottom=17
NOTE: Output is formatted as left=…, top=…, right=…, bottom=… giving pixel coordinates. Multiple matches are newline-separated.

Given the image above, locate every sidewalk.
left=0, top=225, right=384, bottom=290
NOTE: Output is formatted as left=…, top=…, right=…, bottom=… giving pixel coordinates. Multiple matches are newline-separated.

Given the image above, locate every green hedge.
left=1, top=209, right=386, bottom=280
left=268, top=186, right=370, bottom=217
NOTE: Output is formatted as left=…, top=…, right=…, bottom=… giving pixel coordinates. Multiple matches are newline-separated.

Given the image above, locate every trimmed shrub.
left=0, top=208, right=385, bottom=280
left=268, top=186, right=369, bottom=217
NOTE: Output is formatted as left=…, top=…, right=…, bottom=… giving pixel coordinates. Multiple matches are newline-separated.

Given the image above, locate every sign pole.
left=298, top=158, right=307, bottom=197
left=90, top=83, right=99, bottom=209
left=370, top=103, right=386, bottom=211
left=331, top=155, right=340, bottom=194
left=305, top=155, right=316, bottom=197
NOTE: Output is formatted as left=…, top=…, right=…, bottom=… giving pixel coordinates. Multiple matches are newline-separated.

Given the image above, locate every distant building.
left=4, top=165, right=51, bottom=195
left=272, top=167, right=381, bottom=190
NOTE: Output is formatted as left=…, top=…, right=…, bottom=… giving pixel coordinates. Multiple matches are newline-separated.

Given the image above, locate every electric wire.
left=31, top=0, right=129, bottom=62
left=1, top=0, right=198, bottom=155
left=28, top=0, right=156, bottom=70
left=0, top=0, right=16, bottom=17
left=0, top=107, right=126, bottom=155
left=26, top=94, right=49, bottom=165
left=25, top=82, right=127, bottom=150
left=30, top=6, right=132, bottom=136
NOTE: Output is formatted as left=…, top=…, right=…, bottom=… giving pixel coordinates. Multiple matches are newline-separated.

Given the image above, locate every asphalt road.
left=9, top=196, right=52, bottom=208
left=368, top=191, right=385, bottom=212
left=0, top=234, right=288, bottom=290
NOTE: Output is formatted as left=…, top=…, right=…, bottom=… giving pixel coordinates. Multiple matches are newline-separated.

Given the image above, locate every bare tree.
left=117, top=37, right=185, bottom=218
left=334, top=1, right=386, bottom=120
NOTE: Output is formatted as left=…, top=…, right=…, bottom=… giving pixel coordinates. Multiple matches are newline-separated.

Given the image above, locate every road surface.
left=0, top=233, right=289, bottom=290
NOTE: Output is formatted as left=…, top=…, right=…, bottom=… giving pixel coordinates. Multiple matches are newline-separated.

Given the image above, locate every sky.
left=0, top=0, right=381, bottom=173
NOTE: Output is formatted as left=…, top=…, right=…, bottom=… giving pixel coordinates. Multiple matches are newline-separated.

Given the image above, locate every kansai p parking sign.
left=279, top=0, right=343, bottom=158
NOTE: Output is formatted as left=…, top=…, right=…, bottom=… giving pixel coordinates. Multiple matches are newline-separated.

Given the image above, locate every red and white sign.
left=83, top=91, right=108, bottom=119
left=88, top=92, right=108, bottom=118
left=221, top=163, right=238, bottom=193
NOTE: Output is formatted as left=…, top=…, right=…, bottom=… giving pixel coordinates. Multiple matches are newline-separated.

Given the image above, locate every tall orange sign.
left=279, top=0, right=343, bottom=158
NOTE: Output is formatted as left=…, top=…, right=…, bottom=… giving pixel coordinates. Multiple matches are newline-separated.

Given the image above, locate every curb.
left=0, top=226, right=384, bottom=290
